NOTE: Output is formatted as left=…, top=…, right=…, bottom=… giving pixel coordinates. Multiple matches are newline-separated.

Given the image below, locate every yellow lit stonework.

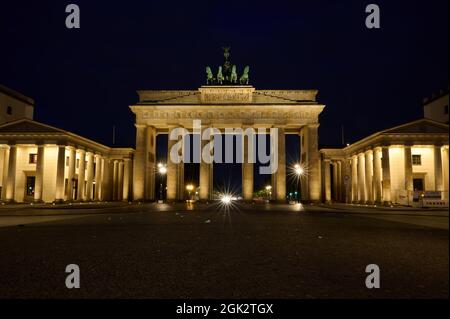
left=320, top=119, right=449, bottom=206
left=0, top=119, right=134, bottom=203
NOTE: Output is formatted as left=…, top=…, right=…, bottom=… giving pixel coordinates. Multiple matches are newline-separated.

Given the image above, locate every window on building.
left=6, top=106, right=12, bottom=115
left=76, top=159, right=80, bottom=169
left=29, top=154, right=38, bottom=164
left=412, top=154, right=422, bottom=165
left=66, top=156, right=70, bottom=166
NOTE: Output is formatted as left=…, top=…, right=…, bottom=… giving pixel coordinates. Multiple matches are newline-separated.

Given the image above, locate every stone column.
left=55, top=146, right=66, bottom=202
left=332, top=162, right=338, bottom=201
left=275, top=127, right=286, bottom=201
left=351, top=155, right=358, bottom=203
left=133, top=124, right=146, bottom=201
left=434, top=145, right=443, bottom=192
left=118, top=161, right=124, bottom=201
left=34, top=145, right=45, bottom=202
left=85, top=152, right=94, bottom=201
left=364, top=150, right=373, bottom=204
left=442, top=147, right=449, bottom=200
left=242, top=127, right=254, bottom=201
left=112, top=160, right=119, bottom=201
left=357, top=153, right=366, bottom=203
left=373, top=147, right=383, bottom=204
left=337, top=161, right=343, bottom=202
left=122, top=158, right=131, bottom=201
left=5, top=145, right=17, bottom=202
left=404, top=146, right=413, bottom=193
left=93, top=155, right=102, bottom=200
left=300, top=125, right=321, bottom=202
left=177, top=155, right=185, bottom=201
left=67, top=147, right=76, bottom=201
left=146, top=126, right=156, bottom=201
left=101, top=159, right=111, bottom=201
left=324, top=159, right=331, bottom=203
left=381, top=146, right=391, bottom=205
left=1, top=148, right=9, bottom=200
left=77, top=150, right=86, bottom=201
left=199, top=127, right=212, bottom=200
left=167, top=127, right=179, bottom=201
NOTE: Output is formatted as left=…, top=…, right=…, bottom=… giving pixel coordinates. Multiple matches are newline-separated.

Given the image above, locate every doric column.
left=67, top=147, right=76, bottom=201
left=332, top=161, right=338, bottom=201
left=275, top=127, right=286, bottom=201
left=167, top=126, right=179, bottom=201
left=77, top=150, right=86, bottom=201
left=337, top=161, right=343, bottom=202
left=242, top=127, right=254, bottom=201
left=300, top=125, right=321, bottom=202
left=146, top=126, right=156, bottom=200
left=381, top=146, right=391, bottom=204
left=133, top=124, right=146, bottom=201
left=122, top=158, right=131, bottom=201
left=324, top=159, right=331, bottom=203
left=199, top=126, right=212, bottom=200
left=5, top=145, right=17, bottom=202
left=93, top=155, right=102, bottom=200
left=364, top=150, right=373, bottom=204
left=357, top=153, right=366, bottom=203
left=85, top=152, right=94, bottom=201
left=34, top=145, right=45, bottom=202
left=177, top=156, right=185, bottom=201
left=351, top=155, right=358, bottom=203
left=1, top=148, right=9, bottom=200
left=101, top=158, right=111, bottom=201
left=343, top=159, right=352, bottom=203
left=373, top=147, right=383, bottom=203
left=442, top=146, right=449, bottom=200
left=118, top=161, right=124, bottom=201
left=434, top=145, right=443, bottom=192
left=55, top=146, right=66, bottom=202
left=404, top=146, right=413, bottom=193
left=113, top=160, right=119, bottom=201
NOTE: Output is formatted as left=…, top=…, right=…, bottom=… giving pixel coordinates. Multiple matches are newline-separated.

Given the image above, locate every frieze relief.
left=141, top=110, right=316, bottom=121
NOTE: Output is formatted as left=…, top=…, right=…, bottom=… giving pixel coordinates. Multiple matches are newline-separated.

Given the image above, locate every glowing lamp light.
left=294, top=164, right=304, bottom=176
left=265, top=185, right=272, bottom=191
left=221, top=195, right=232, bottom=204
left=186, top=184, right=194, bottom=191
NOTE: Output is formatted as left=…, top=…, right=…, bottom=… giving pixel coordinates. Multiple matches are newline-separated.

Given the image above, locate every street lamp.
left=186, top=184, right=194, bottom=200
left=265, top=185, right=272, bottom=201
left=158, top=163, right=167, bottom=202
left=221, top=194, right=232, bottom=204
left=294, top=163, right=304, bottom=203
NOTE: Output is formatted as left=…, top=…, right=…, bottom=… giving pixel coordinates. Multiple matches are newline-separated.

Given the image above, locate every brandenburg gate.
left=130, top=86, right=325, bottom=202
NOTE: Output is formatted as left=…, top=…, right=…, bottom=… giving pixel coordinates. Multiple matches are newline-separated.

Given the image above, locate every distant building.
left=423, top=90, right=449, bottom=124
left=0, top=84, right=34, bottom=124
left=320, top=119, right=449, bottom=206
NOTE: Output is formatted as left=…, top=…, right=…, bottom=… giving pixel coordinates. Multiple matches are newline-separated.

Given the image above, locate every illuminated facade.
left=320, top=119, right=449, bottom=206
left=0, top=119, right=134, bottom=203
left=130, top=86, right=325, bottom=202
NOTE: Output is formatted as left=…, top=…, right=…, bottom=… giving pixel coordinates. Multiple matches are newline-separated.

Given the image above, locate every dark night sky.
left=0, top=0, right=448, bottom=191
